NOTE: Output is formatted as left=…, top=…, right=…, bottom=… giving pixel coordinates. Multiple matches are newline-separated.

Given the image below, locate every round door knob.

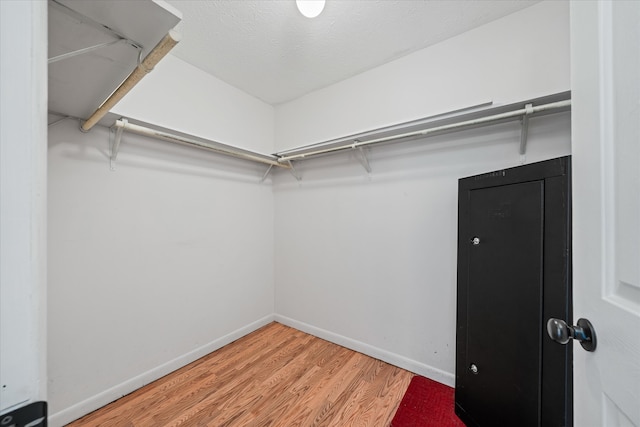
left=546, top=318, right=597, bottom=352
left=547, top=318, right=572, bottom=344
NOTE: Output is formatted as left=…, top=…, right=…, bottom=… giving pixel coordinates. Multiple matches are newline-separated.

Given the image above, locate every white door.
left=571, top=1, right=640, bottom=426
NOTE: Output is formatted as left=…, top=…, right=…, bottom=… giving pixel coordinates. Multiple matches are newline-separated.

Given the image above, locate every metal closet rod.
left=277, top=99, right=571, bottom=163
left=108, top=96, right=569, bottom=170
left=114, top=120, right=288, bottom=169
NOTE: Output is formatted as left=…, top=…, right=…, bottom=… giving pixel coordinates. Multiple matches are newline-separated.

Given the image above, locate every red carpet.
left=391, top=375, right=465, bottom=427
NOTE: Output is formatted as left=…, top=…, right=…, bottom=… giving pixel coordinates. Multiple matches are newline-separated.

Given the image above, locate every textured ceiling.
left=165, top=0, right=540, bottom=105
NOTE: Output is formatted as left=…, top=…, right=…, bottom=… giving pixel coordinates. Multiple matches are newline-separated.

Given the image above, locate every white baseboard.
left=49, top=313, right=454, bottom=426
left=48, top=314, right=275, bottom=427
left=274, top=314, right=455, bottom=387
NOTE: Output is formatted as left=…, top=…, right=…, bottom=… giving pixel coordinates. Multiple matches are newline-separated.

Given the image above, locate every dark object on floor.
left=391, top=375, right=465, bottom=427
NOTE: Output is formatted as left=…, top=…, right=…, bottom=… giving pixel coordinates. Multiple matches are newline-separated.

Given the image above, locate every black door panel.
left=455, top=157, right=572, bottom=427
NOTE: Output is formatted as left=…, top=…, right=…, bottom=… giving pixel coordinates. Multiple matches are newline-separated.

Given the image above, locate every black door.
left=455, top=157, right=572, bottom=427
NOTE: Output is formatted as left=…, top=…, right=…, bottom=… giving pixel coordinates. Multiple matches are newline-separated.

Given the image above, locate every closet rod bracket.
left=519, top=103, right=533, bottom=157
left=110, top=118, right=127, bottom=171
left=287, top=160, right=302, bottom=181
left=355, top=145, right=372, bottom=174
left=260, top=164, right=274, bottom=183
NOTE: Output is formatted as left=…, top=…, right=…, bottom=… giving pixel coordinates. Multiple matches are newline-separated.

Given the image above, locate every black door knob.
left=546, top=318, right=597, bottom=352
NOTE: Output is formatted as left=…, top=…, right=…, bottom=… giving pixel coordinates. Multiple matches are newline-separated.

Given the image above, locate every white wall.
left=273, top=1, right=571, bottom=385
left=0, top=0, right=48, bottom=414
left=48, top=94, right=276, bottom=425
left=112, top=54, right=276, bottom=154
left=273, top=116, right=571, bottom=385
left=275, top=1, right=570, bottom=151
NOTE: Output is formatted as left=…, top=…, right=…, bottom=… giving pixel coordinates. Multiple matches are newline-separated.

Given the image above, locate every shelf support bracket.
left=287, top=160, right=302, bottom=181
left=519, top=103, right=533, bottom=160
left=48, top=39, right=125, bottom=64
left=110, top=118, right=126, bottom=171
left=260, top=164, right=273, bottom=183
left=355, top=146, right=372, bottom=174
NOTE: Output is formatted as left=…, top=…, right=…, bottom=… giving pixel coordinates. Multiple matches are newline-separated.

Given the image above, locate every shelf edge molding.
left=277, top=93, right=571, bottom=163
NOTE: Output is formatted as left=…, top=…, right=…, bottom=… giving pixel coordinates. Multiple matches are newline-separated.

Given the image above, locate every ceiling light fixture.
left=296, top=0, right=325, bottom=18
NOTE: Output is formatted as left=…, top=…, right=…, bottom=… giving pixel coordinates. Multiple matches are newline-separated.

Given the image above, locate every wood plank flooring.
left=66, top=322, right=414, bottom=426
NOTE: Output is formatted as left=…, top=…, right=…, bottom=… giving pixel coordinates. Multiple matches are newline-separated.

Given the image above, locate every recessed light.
left=296, top=0, right=325, bottom=18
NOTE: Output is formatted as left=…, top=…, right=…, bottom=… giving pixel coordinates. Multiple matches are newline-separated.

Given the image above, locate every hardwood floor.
left=67, top=322, right=414, bottom=426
